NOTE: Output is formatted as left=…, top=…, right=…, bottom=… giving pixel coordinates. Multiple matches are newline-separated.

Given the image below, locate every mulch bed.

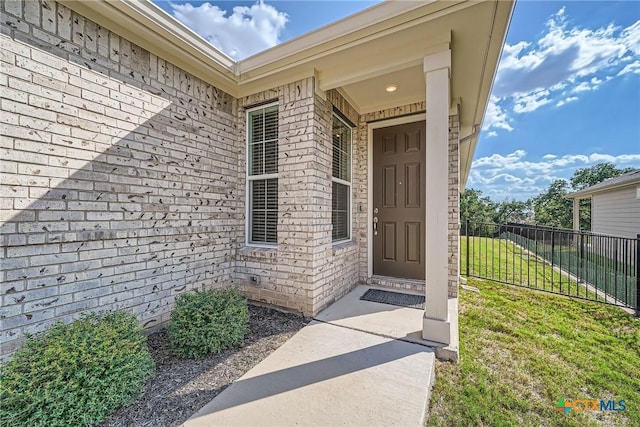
left=100, top=304, right=308, bottom=427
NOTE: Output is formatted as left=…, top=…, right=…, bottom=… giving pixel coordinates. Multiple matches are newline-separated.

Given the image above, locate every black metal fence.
left=462, top=221, right=639, bottom=316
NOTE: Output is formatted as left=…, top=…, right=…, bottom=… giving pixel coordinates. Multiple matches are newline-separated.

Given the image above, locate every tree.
left=569, top=163, right=635, bottom=230
left=460, top=188, right=498, bottom=235
left=494, top=199, right=531, bottom=224
left=570, top=162, right=635, bottom=191
left=531, top=179, right=573, bottom=229
left=463, top=163, right=636, bottom=231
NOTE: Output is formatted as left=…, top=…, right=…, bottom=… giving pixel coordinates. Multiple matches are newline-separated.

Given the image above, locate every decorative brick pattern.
left=0, top=0, right=238, bottom=357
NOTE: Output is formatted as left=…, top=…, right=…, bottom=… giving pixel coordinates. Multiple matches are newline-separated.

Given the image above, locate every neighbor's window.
left=332, top=113, right=352, bottom=242
left=247, top=103, right=278, bottom=245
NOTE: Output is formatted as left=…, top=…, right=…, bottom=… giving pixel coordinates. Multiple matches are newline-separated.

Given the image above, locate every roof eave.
left=458, top=0, right=514, bottom=190
left=237, top=0, right=440, bottom=73
left=566, top=178, right=640, bottom=199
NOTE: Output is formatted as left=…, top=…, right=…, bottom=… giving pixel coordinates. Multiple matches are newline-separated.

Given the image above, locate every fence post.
left=466, top=219, right=470, bottom=277
left=636, top=234, right=640, bottom=317
left=551, top=227, right=556, bottom=268
left=579, top=230, right=585, bottom=284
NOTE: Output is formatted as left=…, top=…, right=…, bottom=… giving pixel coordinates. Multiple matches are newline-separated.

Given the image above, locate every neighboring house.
left=567, top=171, right=640, bottom=239
left=0, top=0, right=513, bottom=357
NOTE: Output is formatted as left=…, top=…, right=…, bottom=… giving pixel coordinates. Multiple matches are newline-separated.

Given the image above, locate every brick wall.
left=0, top=0, right=462, bottom=357
left=310, top=90, right=360, bottom=313
left=235, top=79, right=318, bottom=314
left=235, top=83, right=361, bottom=316
left=0, top=0, right=239, bottom=357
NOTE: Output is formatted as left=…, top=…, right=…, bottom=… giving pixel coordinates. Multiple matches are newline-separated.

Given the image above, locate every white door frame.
left=366, top=113, right=427, bottom=279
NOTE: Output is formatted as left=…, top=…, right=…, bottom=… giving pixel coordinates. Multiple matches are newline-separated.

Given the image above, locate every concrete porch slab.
left=183, top=320, right=435, bottom=427
left=315, top=285, right=459, bottom=362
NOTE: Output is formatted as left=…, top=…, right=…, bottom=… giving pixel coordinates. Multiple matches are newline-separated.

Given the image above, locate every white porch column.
left=423, top=50, right=451, bottom=344
left=572, top=197, right=580, bottom=231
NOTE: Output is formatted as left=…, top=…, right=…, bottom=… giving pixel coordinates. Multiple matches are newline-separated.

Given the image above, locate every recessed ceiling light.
left=385, top=84, right=397, bottom=93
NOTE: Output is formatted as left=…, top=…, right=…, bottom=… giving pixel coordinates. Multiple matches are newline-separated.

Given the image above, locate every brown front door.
left=373, top=121, right=425, bottom=280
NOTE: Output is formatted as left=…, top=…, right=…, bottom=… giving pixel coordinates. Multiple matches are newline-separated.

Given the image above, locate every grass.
left=463, top=236, right=574, bottom=293
left=462, top=236, right=634, bottom=306
left=428, top=255, right=640, bottom=426
left=501, top=232, right=637, bottom=306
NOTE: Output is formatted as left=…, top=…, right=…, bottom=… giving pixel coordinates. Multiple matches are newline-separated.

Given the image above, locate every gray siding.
left=592, top=185, right=640, bottom=238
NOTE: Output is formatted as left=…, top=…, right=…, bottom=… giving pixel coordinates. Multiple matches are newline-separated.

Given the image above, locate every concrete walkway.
left=183, top=286, right=437, bottom=427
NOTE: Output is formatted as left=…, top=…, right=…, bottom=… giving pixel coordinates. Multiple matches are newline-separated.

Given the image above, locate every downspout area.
left=460, top=124, right=481, bottom=144
left=459, top=124, right=481, bottom=191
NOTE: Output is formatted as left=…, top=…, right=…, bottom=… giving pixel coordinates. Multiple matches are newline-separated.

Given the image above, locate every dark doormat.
left=360, top=289, right=425, bottom=309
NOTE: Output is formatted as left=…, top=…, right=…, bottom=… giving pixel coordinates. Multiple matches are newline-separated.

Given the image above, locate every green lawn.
left=500, top=232, right=637, bottom=306
left=463, top=236, right=574, bottom=294
left=427, top=259, right=640, bottom=426
left=462, top=236, right=638, bottom=306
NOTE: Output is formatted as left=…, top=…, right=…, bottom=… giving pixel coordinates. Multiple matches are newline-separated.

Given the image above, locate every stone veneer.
left=1, top=0, right=460, bottom=357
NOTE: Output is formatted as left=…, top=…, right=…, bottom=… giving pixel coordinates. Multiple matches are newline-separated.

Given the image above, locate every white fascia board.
left=120, top=0, right=235, bottom=68
left=567, top=180, right=640, bottom=199
left=236, top=0, right=471, bottom=81
left=463, top=0, right=515, bottom=188
left=239, top=0, right=436, bottom=72
left=318, top=58, right=424, bottom=92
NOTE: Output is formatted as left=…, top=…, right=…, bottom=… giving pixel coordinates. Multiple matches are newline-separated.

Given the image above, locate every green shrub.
left=169, top=287, right=249, bottom=358
left=0, top=311, right=154, bottom=427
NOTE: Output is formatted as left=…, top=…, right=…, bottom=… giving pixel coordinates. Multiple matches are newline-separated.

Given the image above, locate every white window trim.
left=332, top=113, right=353, bottom=244
left=245, top=102, right=279, bottom=248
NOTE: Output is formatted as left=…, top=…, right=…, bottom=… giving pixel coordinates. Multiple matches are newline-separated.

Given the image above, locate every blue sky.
left=152, top=0, right=640, bottom=201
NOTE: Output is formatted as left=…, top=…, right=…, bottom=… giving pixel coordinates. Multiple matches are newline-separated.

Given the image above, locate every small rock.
left=461, top=284, right=480, bottom=293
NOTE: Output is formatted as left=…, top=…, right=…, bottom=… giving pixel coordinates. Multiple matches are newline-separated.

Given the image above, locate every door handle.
left=373, top=216, right=378, bottom=235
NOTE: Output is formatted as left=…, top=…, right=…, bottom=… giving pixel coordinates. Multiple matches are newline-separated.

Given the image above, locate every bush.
left=169, top=287, right=249, bottom=358
left=0, top=312, right=154, bottom=427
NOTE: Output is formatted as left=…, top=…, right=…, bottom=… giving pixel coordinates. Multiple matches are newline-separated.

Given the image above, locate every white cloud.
left=482, top=96, right=513, bottom=134
left=487, top=9, right=639, bottom=135
left=622, top=20, right=640, bottom=55
left=513, top=89, right=551, bottom=113
left=470, top=150, right=640, bottom=199
left=617, top=60, right=640, bottom=76
left=170, top=1, right=288, bottom=60
left=556, top=96, right=578, bottom=107
left=572, top=81, right=594, bottom=92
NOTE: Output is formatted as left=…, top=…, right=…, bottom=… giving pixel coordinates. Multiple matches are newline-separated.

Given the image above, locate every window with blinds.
left=332, top=113, right=352, bottom=242
left=248, top=104, right=278, bottom=245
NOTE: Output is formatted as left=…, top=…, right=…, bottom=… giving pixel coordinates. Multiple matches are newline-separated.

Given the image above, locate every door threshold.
left=369, top=275, right=425, bottom=294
